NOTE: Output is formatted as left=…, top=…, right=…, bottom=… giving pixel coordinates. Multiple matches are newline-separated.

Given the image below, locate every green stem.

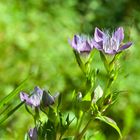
left=73, top=50, right=86, bottom=74
left=104, top=73, right=114, bottom=97
left=59, top=134, right=63, bottom=140
left=99, top=70, right=115, bottom=111
left=74, top=119, right=92, bottom=140
left=34, top=107, right=40, bottom=125
left=76, top=112, right=85, bottom=135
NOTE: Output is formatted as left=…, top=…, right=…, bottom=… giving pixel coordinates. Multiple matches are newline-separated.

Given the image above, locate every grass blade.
left=0, top=78, right=28, bottom=109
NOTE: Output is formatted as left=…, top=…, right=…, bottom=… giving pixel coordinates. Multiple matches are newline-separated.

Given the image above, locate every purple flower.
left=28, top=127, right=38, bottom=140
left=20, top=86, right=43, bottom=107
left=92, top=27, right=132, bottom=55
left=42, top=90, right=59, bottom=107
left=69, top=35, right=93, bottom=53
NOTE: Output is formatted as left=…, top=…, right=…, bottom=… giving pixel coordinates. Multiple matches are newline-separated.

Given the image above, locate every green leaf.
left=24, top=133, right=29, bottom=140
left=100, top=51, right=109, bottom=72
left=57, top=93, right=62, bottom=109
left=73, top=50, right=85, bottom=73
left=44, top=120, right=56, bottom=140
left=0, top=102, right=24, bottom=125
left=109, top=52, right=122, bottom=72
left=25, top=104, right=34, bottom=117
left=92, top=85, right=103, bottom=103
left=0, top=78, right=28, bottom=109
left=87, top=49, right=95, bottom=64
left=62, top=137, right=73, bottom=140
left=83, top=92, right=91, bottom=101
left=96, top=115, right=122, bottom=138
left=48, top=107, right=57, bottom=122
left=79, top=101, right=91, bottom=112
left=59, top=113, right=69, bottom=138
left=85, top=50, right=95, bottom=74
left=66, top=113, right=75, bottom=126
left=0, top=104, right=11, bottom=116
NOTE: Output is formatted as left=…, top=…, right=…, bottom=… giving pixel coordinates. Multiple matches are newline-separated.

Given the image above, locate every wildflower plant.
left=0, top=27, right=132, bottom=140
left=92, top=27, right=132, bottom=54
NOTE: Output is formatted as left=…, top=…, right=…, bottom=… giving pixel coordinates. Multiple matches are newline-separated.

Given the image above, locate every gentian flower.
left=20, top=86, right=43, bottom=107
left=92, top=27, right=132, bottom=55
left=28, top=127, right=38, bottom=140
left=69, top=35, right=93, bottom=53
left=42, top=90, right=59, bottom=107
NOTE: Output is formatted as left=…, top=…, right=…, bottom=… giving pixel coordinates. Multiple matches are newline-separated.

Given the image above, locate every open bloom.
left=92, top=27, right=132, bottom=54
left=42, top=90, right=59, bottom=107
left=69, top=35, right=93, bottom=53
left=28, top=127, right=38, bottom=140
left=20, top=86, right=43, bottom=107
left=20, top=86, right=59, bottom=108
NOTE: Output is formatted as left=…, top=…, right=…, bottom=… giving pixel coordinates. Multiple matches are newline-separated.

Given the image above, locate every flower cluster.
left=69, top=27, right=132, bottom=55
left=20, top=86, right=59, bottom=108
left=18, top=27, right=132, bottom=140
left=20, top=86, right=43, bottom=107
left=20, top=86, right=59, bottom=140
left=69, top=35, right=93, bottom=53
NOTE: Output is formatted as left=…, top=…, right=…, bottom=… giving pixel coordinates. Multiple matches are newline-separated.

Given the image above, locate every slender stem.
left=74, top=119, right=92, bottom=140
left=59, top=134, right=63, bottom=140
left=104, top=73, right=113, bottom=97
left=76, top=112, right=85, bottom=134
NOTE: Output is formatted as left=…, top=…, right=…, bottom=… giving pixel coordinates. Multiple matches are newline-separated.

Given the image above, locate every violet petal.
left=42, top=90, right=55, bottom=107
left=28, top=127, right=38, bottom=140
left=69, top=35, right=92, bottom=53
left=105, top=49, right=117, bottom=55
left=71, top=35, right=79, bottom=49
left=20, top=92, right=32, bottom=106
left=20, top=86, right=43, bottom=107
left=34, top=86, right=43, bottom=96
left=113, top=27, right=124, bottom=43
left=79, top=41, right=91, bottom=52
left=94, top=27, right=104, bottom=42
left=118, top=42, right=132, bottom=51
left=92, top=40, right=103, bottom=50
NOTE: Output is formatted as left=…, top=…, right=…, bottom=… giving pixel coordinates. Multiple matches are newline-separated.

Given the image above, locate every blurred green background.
left=0, top=0, right=140, bottom=139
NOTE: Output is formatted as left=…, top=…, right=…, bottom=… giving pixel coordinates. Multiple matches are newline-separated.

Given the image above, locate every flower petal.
left=28, top=127, right=38, bottom=140
left=92, top=40, right=103, bottom=50
left=20, top=92, right=32, bottom=106
left=71, top=35, right=79, bottom=49
left=79, top=41, right=92, bottom=52
left=94, top=27, right=104, bottom=42
left=20, top=86, right=43, bottom=107
left=42, top=90, right=55, bottom=107
left=29, top=86, right=43, bottom=107
left=118, top=42, right=132, bottom=51
left=30, top=94, right=41, bottom=107
left=69, top=35, right=92, bottom=53
left=20, top=92, right=29, bottom=102
left=113, top=27, right=124, bottom=43
left=34, top=86, right=43, bottom=95
left=104, top=49, right=117, bottom=55
left=53, top=92, right=60, bottom=100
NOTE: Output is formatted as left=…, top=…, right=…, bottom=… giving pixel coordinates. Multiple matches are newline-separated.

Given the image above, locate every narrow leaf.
left=87, top=49, right=95, bottom=64
left=96, top=115, right=122, bottom=138
left=79, top=101, right=91, bottom=112
left=24, top=133, right=29, bottom=140
left=0, top=102, right=24, bottom=125
left=0, top=78, right=28, bottom=109
left=92, top=85, right=103, bottom=103
left=73, top=50, right=85, bottom=73
left=100, top=51, right=109, bottom=72
left=62, top=137, right=73, bottom=140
